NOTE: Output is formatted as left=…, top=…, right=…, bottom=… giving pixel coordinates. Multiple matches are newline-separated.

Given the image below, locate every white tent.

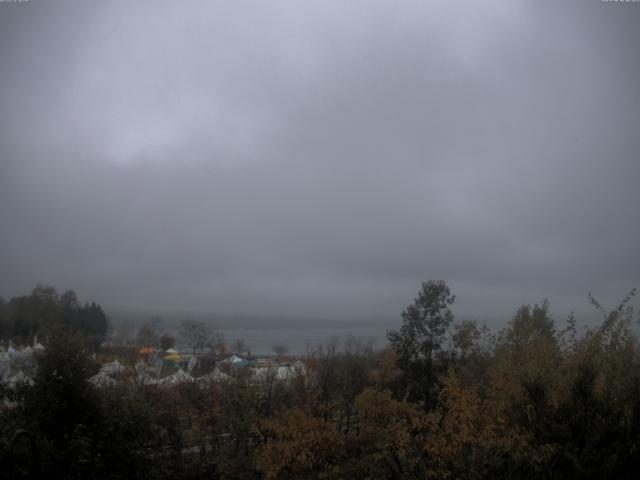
left=159, top=368, right=193, bottom=387
left=292, top=360, right=307, bottom=376
left=89, top=371, right=116, bottom=387
left=276, top=366, right=293, bottom=380
left=165, top=348, right=178, bottom=354
left=222, top=354, right=246, bottom=364
left=8, top=370, right=34, bottom=388
left=252, top=366, right=275, bottom=382
left=135, top=360, right=158, bottom=385
left=197, top=369, right=230, bottom=385
left=139, top=374, right=158, bottom=385
left=253, top=361, right=307, bottom=383
left=100, top=359, right=124, bottom=376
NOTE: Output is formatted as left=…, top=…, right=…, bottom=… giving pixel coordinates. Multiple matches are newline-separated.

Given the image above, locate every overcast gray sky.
left=1, top=0, right=639, bottom=323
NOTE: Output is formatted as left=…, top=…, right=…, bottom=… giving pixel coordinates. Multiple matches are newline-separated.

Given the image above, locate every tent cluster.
left=132, top=359, right=231, bottom=388
left=130, top=351, right=230, bottom=387
left=137, top=348, right=261, bottom=372
left=87, top=351, right=306, bottom=389
left=2, top=341, right=307, bottom=392
left=137, top=346, right=195, bottom=368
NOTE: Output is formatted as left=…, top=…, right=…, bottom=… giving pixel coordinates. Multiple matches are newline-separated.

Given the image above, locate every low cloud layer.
left=1, top=1, right=639, bottom=322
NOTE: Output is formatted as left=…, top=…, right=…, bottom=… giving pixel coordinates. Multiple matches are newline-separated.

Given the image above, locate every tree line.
left=0, top=285, right=108, bottom=348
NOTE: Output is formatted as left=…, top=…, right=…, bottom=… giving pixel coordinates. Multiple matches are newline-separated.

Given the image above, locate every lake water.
left=214, top=326, right=391, bottom=355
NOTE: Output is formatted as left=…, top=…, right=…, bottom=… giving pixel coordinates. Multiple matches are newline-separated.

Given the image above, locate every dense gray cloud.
left=1, top=0, right=639, bottom=324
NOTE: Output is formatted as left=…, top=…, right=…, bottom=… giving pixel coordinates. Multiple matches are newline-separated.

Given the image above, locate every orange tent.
left=138, top=346, right=156, bottom=355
